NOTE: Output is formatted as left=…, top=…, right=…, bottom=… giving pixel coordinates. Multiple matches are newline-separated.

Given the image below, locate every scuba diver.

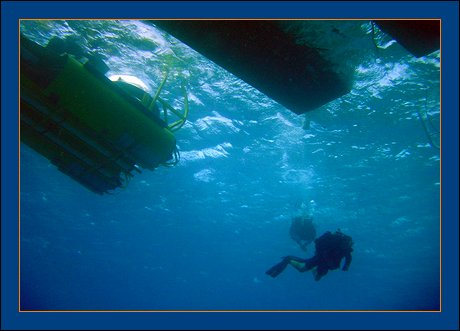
left=289, top=200, right=317, bottom=251
left=266, top=230, right=353, bottom=281
left=290, top=215, right=316, bottom=251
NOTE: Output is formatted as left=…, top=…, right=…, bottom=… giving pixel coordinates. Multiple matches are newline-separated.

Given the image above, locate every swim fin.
left=265, top=258, right=290, bottom=278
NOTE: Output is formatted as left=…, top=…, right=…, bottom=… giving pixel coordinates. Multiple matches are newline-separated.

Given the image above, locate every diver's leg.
left=266, top=255, right=319, bottom=277
left=294, top=255, right=318, bottom=272
left=287, top=257, right=308, bottom=272
left=288, top=255, right=321, bottom=273
left=266, top=256, right=309, bottom=277
left=266, top=257, right=291, bottom=278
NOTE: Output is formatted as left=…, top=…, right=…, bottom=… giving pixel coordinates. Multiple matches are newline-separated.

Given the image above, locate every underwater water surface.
left=19, top=20, right=440, bottom=311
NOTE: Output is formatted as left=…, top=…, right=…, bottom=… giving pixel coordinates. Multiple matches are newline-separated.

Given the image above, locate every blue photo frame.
left=2, top=1, right=458, bottom=329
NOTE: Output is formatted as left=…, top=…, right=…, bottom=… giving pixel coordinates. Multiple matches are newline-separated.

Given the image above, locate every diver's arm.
left=342, top=252, right=352, bottom=271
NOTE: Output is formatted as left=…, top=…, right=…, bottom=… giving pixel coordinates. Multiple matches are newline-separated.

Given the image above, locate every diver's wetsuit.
left=266, top=230, right=353, bottom=281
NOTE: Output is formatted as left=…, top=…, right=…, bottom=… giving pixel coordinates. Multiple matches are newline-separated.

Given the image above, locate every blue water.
left=20, top=20, right=440, bottom=311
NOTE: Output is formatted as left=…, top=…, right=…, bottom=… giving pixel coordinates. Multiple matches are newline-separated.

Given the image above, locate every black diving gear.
left=266, top=230, right=353, bottom=281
